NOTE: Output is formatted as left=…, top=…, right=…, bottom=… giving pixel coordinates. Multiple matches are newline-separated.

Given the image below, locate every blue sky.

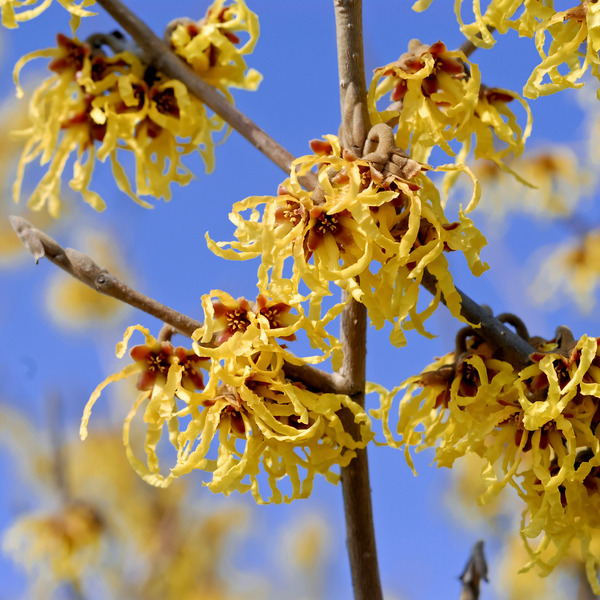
left=1, top=1, right=599, bottom=599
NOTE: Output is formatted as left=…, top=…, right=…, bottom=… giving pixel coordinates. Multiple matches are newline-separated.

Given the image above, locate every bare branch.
left=334, top=2, right=383, bottom=600
left=459, top=540, right=488, bottom=600
left=95, top=0, right=317, bottom=190
left=334, top=0, right=370, bottom=155
left=283, top=362, right=351, bottom=395
left=421, top=271, right=535, bottom=370
left=11, top=215, right=203, bottom=337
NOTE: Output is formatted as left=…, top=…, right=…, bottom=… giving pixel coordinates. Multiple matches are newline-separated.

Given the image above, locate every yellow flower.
left=411, top=1, right=552, bottom=48
left=530, top=229, right=600, bottom=313
left=13, top=34, right=225, bottom=217
left=518, top=461, right=600, bottom=594
left=444, top=452, right=516, bottom=529
left=414, top=1, right=600, bottom=98
left=368, top=39, right=532, bottom=166
left=495, top=533, right=576, bottom=600
left=497, top=335, right=600, bottom=592
left=0, top=407, right=270, bottom=599
left=198, top=289, right=341, bottom=361
left=3, top=503, right=103, bottom=585
left=374, top=326, right=600, bottom=591
left=1, top=0, right=95, bottom=30
left=174, top=349, right=372, bottom=503
left=208, top=134, right=487, bottom=346
left=81, top=292, right=370, bottom=503
left=466, top=146, right=587, bottom=221
left=371, top=333, right=520, bottom=480
left=168, top=0, right=262, bottom=96
left=80, top=324, right=209, bottom=484
left=524, top=1, right=600, bottom=99
left=0, top=97, right=55, bottom=266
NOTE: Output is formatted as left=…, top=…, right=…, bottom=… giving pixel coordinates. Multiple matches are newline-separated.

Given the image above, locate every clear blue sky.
left=1, top=2, right=598, bottom=598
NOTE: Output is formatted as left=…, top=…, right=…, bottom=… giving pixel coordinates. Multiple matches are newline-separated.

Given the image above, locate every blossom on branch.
left=369, top=39, right=531, bottom=167
left=80, top=291, right=371, bottom=503
left=13, top=1, right=261, bottom=217
left=412, top=0, right=545, bottom=48
left=208, top=134, right=488, bottom=346
left=372, top=325, right=600, bottom=592
left=13, top=34, right=221, bottom=216
left=524, top=1, right=600, bottom=98
left=167, top=0, right=261, bottom=98
left=413, top=1, right=600, bottom=99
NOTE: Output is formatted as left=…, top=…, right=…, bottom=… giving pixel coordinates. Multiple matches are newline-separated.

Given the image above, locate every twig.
left=282, top=362, right=351, bottom=395
left=459, top=540, right=488, bottom=600
left=45, top=391, right=70, bottom=504
left=334, top=0, right=369, bottom=157
left=458, top=26, right=497, bottom=58
left=95, top=0, right=317, bottom=190
left=334, top=2, right=383, bottom=600
left=576, top=567, right=597, bottom=600
left=10, top=216, right=203, bottom=337
left=9, top=216, right=350, bottom=395
left=421, top=271, right=535, bottom=370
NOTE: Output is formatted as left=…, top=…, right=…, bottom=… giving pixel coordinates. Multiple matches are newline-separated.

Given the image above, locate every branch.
left=459, top=540, right=488, bottom=600
left=334, top=2, right=383, bottom=600
left=283, top=362, right=351, bottom=395
left=577, top=567, right=597, bottom=600
left=95, top=0, right=317, bottom=190
left=458, top=26, right=497, bottom=58
left=421, top=271, right=535, bottom=370
left=10, top=216, right=204, bottom=336
left=9, top=216, right=349, bottom=394
left=334, top=0, right=370, bottom=157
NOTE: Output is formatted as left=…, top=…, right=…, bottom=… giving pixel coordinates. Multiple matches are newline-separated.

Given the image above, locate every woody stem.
left=335, top=2, right=383, bottom=600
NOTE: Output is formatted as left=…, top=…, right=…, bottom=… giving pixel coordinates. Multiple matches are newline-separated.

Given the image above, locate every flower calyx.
left=360, top=123, right=422, bottom=182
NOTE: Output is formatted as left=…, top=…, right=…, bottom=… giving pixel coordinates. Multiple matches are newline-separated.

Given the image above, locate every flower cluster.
left=467, top=147, right=588, bottom=221
left=13, top=34, right=216, bottom=216
left=13, top=0, right=260, bottom=218
left=0, top=405, right=274, bottom=599
left=412, top=0, right=545, bottom=48
left=530, top=228, right=600, bottom=313
left=81, top=291, right=372, bottom=503
left=413, top=1, right=600, bottom=99
left=1, top=0, right=95, bottom=30
left=368, top=39, right=531, bottom=167
left=208, top=132, right=488, bottom=346
left=372, top=324, right=600, bottom=591
left=3, top=503, right=103, bottom=585
left=524, top=0, right=600, bottom=99
left=167, top=0, right=261, bottom=98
